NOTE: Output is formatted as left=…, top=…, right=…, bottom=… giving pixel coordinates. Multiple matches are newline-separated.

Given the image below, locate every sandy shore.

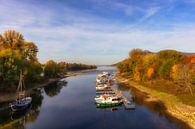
left=115, top=75, right=195, bottom=129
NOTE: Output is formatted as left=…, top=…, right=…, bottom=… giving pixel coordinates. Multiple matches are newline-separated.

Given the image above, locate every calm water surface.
left=0, top=67, right=191, bottom=129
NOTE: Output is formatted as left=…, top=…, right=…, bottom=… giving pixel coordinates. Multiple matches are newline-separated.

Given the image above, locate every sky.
left=0, top=0, right=195, bottom=65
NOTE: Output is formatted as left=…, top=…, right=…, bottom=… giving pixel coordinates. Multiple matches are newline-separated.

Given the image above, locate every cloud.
left=7, top=24, right=193, bottom=65
left=0, top=0, right=195, bottom=65
left=139, top=7, right=161, bottom=22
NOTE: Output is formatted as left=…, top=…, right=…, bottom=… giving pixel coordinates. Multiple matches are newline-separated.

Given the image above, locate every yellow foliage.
left=171, top=64, right=179, bottom=81
left=143, top=54, right=157, bottom=67
left=134, top=67, right=141, bottom=81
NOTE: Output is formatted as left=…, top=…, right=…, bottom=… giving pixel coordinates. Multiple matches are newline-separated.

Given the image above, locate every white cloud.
left=0, top=0, right=195, bottom=65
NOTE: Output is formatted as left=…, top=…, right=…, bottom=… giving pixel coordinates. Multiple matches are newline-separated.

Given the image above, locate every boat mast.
left=17, top=70, right=25, bottom=99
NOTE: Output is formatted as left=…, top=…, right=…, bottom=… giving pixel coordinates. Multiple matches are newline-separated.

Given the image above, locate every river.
left=0, top=67, right=191, bottom=129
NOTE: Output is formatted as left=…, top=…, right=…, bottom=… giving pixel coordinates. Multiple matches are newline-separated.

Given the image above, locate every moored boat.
left=95, top=95, right=123, bottom=107
left=96, top=84, right=110, bottom=91
left=96, top=91, right=115, bottom=96
left=124, top=101, right=136, bottom=110
left=123, top=98, right=136, bottom=110
left=10, top=97, right=32, bottom=112
left=10, top=71, right=32, bottom=112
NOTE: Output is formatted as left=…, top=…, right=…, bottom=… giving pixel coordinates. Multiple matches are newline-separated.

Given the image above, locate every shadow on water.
left=0, top=80, right=67, bottom=129
left=117, top=82, right=193, bottom=129
left=44, top=80, right=67, bottom=97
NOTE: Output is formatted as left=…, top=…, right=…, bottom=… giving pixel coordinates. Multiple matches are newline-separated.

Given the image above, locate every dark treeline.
left=0, top=30, right=96, bottom=88
left=117, top=48, right=195, bottom=95
left=44, top=60, right=97, bottom=77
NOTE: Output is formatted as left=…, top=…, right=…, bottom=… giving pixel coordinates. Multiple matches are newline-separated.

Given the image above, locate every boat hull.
left=11, top=103, right=31, bottom=112
left=124, top=103, right=136, bottom=110
left=95, top=101, right=123, bottom=108
left=10, top=97, right=32, bottom=112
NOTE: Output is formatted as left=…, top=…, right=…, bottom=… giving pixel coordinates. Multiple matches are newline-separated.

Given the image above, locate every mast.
left=17, top=70, right=25, bottom=99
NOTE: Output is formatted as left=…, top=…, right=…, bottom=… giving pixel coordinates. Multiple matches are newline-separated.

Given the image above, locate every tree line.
left=0, top=30, right=96, bottom=87
left=117, top=48, right=195, bottom=95
left=44, top=60, right=97, bottom=78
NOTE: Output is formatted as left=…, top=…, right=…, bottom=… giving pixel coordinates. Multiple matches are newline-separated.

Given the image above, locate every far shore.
left=0, top=69, right=97, bottom=104
left=115, top=75, right=195, bottom=129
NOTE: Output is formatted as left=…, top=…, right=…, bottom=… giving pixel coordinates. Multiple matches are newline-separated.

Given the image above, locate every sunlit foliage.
left=0, top=30, right=41, bottom=83
left=117, top=48, right=195, bottom=95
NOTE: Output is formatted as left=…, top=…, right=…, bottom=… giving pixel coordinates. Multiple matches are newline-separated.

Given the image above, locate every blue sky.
left=0, top=0, right=195, bottom=65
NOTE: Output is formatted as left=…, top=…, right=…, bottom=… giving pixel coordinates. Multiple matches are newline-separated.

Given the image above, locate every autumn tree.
left=44, top=60, right=60, bottom=77
left=0, top=30, right=42, bottom=84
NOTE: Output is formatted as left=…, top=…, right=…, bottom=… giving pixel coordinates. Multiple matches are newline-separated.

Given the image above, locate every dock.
left=110, top=86, right=135, bottom=109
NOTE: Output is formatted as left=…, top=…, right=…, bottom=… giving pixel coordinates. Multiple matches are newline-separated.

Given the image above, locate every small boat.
left=96, top=72, right=111, bottom=84
left=124, top=101, right=136, bottom=110
left=95, top=95, right=123, bottom=107
left=96, top=84, right=110, bottom=91
left=123, top=98, right=136, bottom=110
left=96, top=77, right=107, bottom=84
left=10, top=71, right=32, bottom=112
left=96, top=91, right=115, bottom=95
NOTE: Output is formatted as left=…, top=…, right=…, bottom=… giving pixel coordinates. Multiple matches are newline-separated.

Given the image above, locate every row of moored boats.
left=95, top=72, right=135, bottom=109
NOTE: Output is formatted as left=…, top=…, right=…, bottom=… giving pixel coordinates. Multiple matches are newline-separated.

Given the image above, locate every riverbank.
left=115, top=75, right=195, bottom=129
left=0, top=69, right=97, bottom=104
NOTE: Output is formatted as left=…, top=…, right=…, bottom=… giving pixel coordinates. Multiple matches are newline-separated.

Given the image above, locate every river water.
left=0, top=67, right=191, bottom=129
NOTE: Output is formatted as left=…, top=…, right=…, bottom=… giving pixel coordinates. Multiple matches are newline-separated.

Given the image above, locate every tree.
left=0, top=30, right=41, bottom=85
left=177, top=64, right=194, bottom=95
left=22, top=42, right=38, bottom=61
left=0, top=30, right=24, bottom=49
left=44, top=60, right=59, bottom=77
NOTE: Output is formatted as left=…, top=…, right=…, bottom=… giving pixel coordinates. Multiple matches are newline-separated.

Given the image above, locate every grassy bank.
left=116, top=75, right=195, bottom=129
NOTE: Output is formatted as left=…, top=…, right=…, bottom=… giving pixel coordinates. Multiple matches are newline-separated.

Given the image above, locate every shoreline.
left=115, top=75, right=195, bottom=129
left=0, top=69, right=97, bottom=104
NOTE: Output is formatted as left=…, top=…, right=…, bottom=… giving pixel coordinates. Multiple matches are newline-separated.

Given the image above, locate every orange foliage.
left=191, top=57, right=195, bottom=64
left=147, top=67, right=154, bottom=78
left=185, top=56, right=195, bottom=64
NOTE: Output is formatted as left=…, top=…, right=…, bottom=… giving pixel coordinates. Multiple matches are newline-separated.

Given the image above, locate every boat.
left=10, top=71, right=32, bottom=112
left=96, top=76, right=108, bottom=84
left=95, top=93, right=116, bottom=100
left=124, top=101, right=136, bottom=110
left=123, top=98, right=136, bottom=110
left=96, top=84, right=110, bottom=91
left=96, top=72, right=111, bottom=84
left=95, top=95, right=123, bottom=107
left=96, top=91, right=115, bottom=96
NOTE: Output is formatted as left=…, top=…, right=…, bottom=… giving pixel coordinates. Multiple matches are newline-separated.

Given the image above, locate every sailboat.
left=10, top=71, right=32, bottom=112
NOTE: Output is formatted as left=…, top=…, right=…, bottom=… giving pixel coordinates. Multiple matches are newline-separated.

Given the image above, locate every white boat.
left=95, top=95, right=123, bottom=107
left=95, top=94, right=115, bottom=101
left=96, top=91, right=115, bottom=96
left=10, top=71, right=32, bottom=112
left=96, top=84, right=110, bottom=91
left=96, top=72, right=111, bottom=84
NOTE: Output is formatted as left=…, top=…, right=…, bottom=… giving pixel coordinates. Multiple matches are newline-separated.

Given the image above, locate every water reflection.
left=0, top=80, right=66, bottom=129
left=44, top=81, right=67, bottom=97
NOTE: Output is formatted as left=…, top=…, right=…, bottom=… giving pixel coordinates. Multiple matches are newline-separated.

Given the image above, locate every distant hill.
left=183, top=52, right=195, bottom=56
